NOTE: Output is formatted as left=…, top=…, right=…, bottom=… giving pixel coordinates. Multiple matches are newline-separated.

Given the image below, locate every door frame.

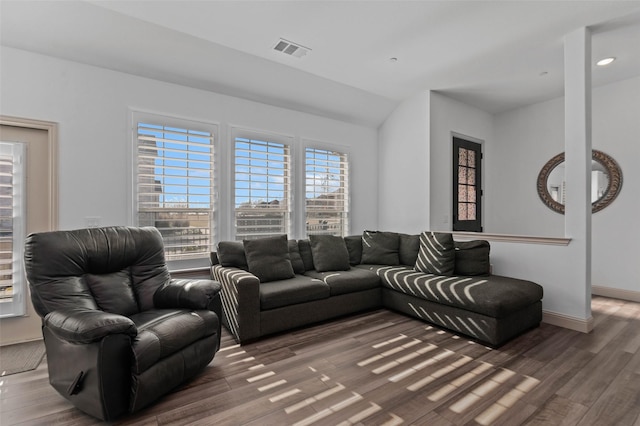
left=0, top=116, right=58, bottom=230
left=0, top=116, right=58, bottom=344
left=452, top=135, right=483, bottom=232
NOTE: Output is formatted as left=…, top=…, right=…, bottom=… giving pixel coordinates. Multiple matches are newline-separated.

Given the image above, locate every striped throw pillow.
left=414, top=231, right=455, bottom=276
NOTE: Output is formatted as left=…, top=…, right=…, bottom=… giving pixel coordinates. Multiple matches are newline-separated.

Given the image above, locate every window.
left=305, top=147, right=349, bottom=236
left=135, top=119, right=215, bottom=262
left=0, top=142, right=26, bottom=318
left=452, top=136, right=482, bottom=232
left=234, top=134, right=291, bottom=240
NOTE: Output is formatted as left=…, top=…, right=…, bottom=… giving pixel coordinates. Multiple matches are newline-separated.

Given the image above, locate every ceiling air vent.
left=273, top=38, right=311, bottom=58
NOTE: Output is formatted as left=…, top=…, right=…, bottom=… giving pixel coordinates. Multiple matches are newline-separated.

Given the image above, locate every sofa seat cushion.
left=259, top=275, right=330, bottom=310
left=305, top=268, right=380, bottom=296
left=130, top=309, right=219, bottom=374
left=357, top=265, right=543, bottom=318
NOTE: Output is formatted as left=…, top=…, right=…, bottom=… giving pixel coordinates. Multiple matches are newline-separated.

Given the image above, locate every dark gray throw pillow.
left=399, top=233, right=420, bottom=266
left=309, top=234, right=351, bottom=272
left=217, top=241, right=248, bottom=269
left=415, top=231, right=455, bottom=276
left=243, top=235, right=295, bottom=283
left=288, top=240, right=306, bottom=275
left=454, top=240, right=490, bottom=276
left=361, top=230, right=400, bottom=265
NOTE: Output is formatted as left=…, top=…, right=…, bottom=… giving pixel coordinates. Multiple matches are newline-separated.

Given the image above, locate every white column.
left=564, top=27, right=593, bottom=326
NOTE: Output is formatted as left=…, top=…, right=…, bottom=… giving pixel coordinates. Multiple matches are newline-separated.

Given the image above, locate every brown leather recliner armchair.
left=24, top=226, right=221, bottom=421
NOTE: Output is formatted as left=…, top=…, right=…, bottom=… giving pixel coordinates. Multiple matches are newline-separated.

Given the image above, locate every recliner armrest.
left=154, top=279, right=222, bottom=310
left=44, top=308, right=137, bottom=344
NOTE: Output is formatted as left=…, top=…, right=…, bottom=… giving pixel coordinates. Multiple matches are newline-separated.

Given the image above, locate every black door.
left=453, top=137, right=482, bottom=232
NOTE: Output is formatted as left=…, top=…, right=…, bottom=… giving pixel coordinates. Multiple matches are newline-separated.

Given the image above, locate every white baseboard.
left=542, top=310, right=593, bottom=333
left=592, top=286, right=640, bottom=303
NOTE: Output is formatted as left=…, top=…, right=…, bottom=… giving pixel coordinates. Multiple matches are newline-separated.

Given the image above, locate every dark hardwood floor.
left=2, top=296, right=639, bottom=425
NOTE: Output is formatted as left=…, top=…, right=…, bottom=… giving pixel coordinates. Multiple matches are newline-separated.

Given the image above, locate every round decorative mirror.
left=537, top=150, right=622, bottom=214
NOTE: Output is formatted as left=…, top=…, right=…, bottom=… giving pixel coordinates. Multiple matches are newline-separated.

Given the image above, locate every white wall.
left=0, top=46, right=378, bottom=344
left=591, top=76, right=639, bottom=293
left=489, top=241, right=589, bottom=321
left=377, top=91, right=430, bottom=233
left=490, top=76, right=640, bottom=293
left=489, top=97, right=566, bottom=236
left=0, top=47, right=378, bottom=238
left=429, top=92, right=493, bottom=231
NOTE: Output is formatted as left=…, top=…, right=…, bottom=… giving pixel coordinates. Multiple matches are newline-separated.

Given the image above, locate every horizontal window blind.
left=235, top=137, right=290, bottom=240
left=0, top=142, right=26, bottom=318
left=137, top=123, right=214, bottom=260
left=305, top=147, right=349, bottom=237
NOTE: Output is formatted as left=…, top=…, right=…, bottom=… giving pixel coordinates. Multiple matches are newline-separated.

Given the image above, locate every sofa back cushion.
left=217, top=241, right=248, bottom=269
left=398, top=233, right=420, bottom=266
left=454, top=240, right=491, bottom=276
left=309, top=234, right=351, bottom=272
left=244, top=235, right=295, bottom=283
left=414, top=231, right=455, bottom=276
left=344, top=235, right=363, bottom=265
left=217, top=239, right=305, bottom=274
left=288, top=240, right=306, bottom=274
left=298, top=240, right=315, bottom=271
left=361, top=231, right=400, bottom=265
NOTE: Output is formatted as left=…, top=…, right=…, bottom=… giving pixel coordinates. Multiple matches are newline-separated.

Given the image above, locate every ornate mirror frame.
left=536, top=149, right=623, bottom=214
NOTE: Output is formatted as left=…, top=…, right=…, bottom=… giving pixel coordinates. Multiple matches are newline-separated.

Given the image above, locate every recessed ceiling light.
left=596, top=57, right=615, bottom=66
left=389, top=57, right=398, bottom=63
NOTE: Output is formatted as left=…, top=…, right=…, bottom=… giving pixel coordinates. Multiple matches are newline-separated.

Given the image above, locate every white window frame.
left=231, top=127, right=294, bottom=241
left=131, top=111, right=218, bottom=271
left=0, top=142, right=27, bottom=318
left=303, top=140, right=350, bottom=237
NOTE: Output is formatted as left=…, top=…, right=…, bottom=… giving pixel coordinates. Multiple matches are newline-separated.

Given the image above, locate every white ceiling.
left=2, top=0, right=640, bottom=127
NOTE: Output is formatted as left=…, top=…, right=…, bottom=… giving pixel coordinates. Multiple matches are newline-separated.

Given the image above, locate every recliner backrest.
left=25, top=226, right=171, bottom=317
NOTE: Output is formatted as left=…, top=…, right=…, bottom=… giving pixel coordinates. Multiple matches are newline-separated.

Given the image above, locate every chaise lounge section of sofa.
left=211, top=231, right=543, bottom=347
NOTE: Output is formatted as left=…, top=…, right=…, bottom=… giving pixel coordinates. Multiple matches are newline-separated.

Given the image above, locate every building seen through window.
left=234, top=137, right=291, bottom=240
left=305, top=147, right=349, bottom=237
left=137, top=122, right=214, bottom=260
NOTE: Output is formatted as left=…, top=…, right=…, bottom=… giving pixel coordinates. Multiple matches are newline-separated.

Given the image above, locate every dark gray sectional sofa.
left=210, top=232, right=543, bottom=347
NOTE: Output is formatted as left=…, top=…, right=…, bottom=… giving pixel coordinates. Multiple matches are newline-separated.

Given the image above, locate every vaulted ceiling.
left=2, top=1, right=639, bottom=127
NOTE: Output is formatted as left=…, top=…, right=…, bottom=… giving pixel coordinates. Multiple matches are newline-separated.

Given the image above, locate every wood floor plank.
left=520, top=346, right=595, bottom=408
left=572, top=314, right=629, bottom=354
left=518, top=324, right=581, bottom=363
left=522, top=395, right=589, bottom=426
left=2, top=296, right=639, bottom=426
left=578, top=368, right=640, bottom=426
left=625, top=348, right=640, bottom=375
left=556, top=346, right=632, bottom=406
left=620, top=320, right=640, bottom=354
